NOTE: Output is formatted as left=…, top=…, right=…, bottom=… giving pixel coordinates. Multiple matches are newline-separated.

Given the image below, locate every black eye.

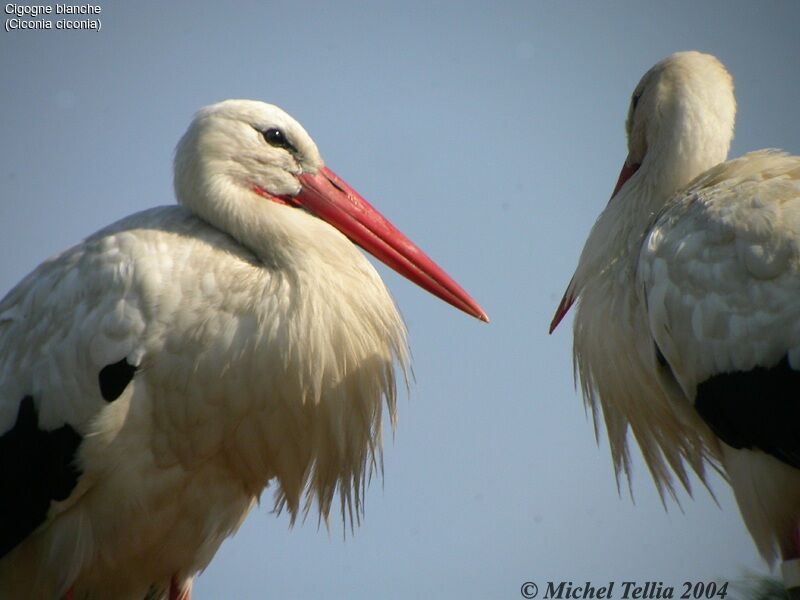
left=262, top=128, right=294, bottom=151
left=631, top=92, right=642, bottom=111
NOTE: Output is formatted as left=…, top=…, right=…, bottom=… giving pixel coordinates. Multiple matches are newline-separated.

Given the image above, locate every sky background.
left=2, top=1, right=800, bottom=598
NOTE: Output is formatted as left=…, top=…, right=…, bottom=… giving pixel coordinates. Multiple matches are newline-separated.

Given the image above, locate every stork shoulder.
left=0, top=206, right=281, bottom=555
left=1, top=206, right=260, bottom=420
left=638, top=151, right=800, bottom=393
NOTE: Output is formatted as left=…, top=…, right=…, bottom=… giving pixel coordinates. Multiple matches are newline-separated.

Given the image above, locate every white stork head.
left=550, top=51, right=736, bottom=332
left=175, top=100, right=322, bottom=201
left=174, top=99, right=488, bottom=322
left=620, top=51, right=736, bottom=194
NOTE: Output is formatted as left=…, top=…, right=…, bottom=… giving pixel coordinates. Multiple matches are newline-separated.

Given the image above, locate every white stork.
left=0, top=100, right=488, bottom=599
left=550, top=51, right=800, bottom=589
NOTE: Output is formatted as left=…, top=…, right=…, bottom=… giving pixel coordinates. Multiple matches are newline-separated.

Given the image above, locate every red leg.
left=169, top=576, right=192, bottom=600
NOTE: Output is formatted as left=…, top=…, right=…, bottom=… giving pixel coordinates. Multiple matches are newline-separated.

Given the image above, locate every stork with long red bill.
left=0, top=99, right=487, bottom=600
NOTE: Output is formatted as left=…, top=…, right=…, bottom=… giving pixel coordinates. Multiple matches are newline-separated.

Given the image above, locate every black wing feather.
left=695, top=356, right=800, bottom=469
left=0, top=396, right=82, bottom=557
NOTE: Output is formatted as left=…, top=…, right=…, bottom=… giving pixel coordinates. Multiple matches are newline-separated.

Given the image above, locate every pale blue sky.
left=2, top=1, right=799, bottom=598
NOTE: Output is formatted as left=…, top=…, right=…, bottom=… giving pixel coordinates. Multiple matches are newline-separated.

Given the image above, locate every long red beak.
left=549, top=159, right=640, bottom=334
left=291, top=166, right=488, bottom=322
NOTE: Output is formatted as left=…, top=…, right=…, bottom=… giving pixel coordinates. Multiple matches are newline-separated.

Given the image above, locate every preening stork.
left=0, top=100, right=487, bottom=599
left=550, top=51, right=800, bottom=590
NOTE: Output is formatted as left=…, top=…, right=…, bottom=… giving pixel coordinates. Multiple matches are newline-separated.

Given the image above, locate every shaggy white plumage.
left=554, top=52, right=800, bottom=570
left=0, top=100, right=485, bottom=599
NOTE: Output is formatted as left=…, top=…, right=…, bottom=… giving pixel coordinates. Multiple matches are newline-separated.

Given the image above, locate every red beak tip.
left=549, top=290, right=575, bottom=334
left=300, top=166, right=491, bottom=323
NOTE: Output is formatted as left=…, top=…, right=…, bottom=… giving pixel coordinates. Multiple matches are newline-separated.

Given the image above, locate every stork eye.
left=262, top=128, right=294, bottom=151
